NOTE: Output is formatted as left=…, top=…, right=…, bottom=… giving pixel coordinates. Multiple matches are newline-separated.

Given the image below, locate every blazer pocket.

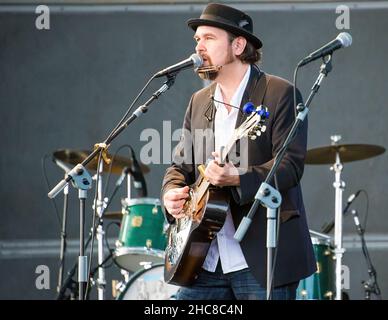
left=279, top=209, right=300, bottom=223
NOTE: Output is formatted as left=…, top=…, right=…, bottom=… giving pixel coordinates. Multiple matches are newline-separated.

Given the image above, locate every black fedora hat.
left=187, top=3, right=262, bottom=49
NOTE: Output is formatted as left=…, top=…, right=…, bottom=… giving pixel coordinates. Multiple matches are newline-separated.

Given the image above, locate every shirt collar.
left=213, top=65, right=251, bottom=112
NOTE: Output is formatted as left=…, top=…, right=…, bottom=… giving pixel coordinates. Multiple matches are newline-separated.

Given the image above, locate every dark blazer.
left=161, top=65, right=316, bottom=287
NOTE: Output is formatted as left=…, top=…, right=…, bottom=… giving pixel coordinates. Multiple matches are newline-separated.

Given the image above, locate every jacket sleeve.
left=237, top=82, right=307, bottom=206
left=160, top=94, right=196, bottom=223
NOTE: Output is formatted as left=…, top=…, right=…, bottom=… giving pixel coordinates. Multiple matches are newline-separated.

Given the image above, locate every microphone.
left=343, top=190, right=361, bottom=214
left=115, top=166, right=130, bottom=187
left=52, top=156, right=72, bottom=173
left=298, top=32, right=352, bottom=67
left=154, top=53, right=203, bottom=78
left=321, top=190, right=361, bottom=233
left=128, top=147, right=147, bottom=197
left=351, top=209, right=364, bottom=235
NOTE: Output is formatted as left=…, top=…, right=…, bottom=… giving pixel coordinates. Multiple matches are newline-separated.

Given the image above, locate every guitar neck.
left=219, top=131, right=239, bottom=164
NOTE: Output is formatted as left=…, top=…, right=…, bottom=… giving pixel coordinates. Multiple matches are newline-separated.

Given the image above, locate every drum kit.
left=52, top=135, right=385, bottom=300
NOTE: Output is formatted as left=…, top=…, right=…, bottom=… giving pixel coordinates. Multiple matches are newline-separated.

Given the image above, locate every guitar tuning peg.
left=261, top=125, right=267, bottom=132
left=256, top=131, right=262, bottom=137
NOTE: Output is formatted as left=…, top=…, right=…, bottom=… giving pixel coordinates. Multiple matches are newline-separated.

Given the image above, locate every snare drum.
left=297, top=235, right=335, bottom=300
left=114, top=198, right=167, bottom=272
left=116, top=263, right=179, bottom=300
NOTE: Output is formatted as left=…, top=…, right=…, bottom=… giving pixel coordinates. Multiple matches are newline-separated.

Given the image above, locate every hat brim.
left=187, top=18, right=262, bottom=49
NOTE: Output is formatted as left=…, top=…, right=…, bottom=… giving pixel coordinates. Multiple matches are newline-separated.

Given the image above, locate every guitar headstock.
left=235, top=105, right=269, bottom=141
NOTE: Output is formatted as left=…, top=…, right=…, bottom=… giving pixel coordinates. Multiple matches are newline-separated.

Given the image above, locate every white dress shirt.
left=202, top=66, right=251, bottom=273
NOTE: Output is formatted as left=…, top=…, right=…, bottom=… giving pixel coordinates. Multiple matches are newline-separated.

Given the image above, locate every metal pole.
left=96, top=158, right=106, bottom=300
left=331, top=135, right=346, bottom=300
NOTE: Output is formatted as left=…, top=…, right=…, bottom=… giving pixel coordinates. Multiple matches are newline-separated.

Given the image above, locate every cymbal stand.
left=127, top=168, right=132, bottom=200
left=94, top=158, right=107, bottom=300
left=330, top=134, right=346, bottom=300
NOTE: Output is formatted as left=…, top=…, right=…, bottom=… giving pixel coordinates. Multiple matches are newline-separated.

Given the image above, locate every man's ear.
left=233, top=37, right=247, bottom=55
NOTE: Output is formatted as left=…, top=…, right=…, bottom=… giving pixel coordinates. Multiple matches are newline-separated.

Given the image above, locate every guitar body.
left=164, top=179, right=229, bottom=286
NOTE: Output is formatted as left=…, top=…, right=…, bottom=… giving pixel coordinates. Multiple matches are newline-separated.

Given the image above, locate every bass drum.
left=117, top=263, right=179, bottom=300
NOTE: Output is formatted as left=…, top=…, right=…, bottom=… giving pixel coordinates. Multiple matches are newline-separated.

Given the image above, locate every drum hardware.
left=103, top=211, right=124, bottom=221
left=305, top=138, right=385, bottom=300
left=86, top=151, right=148, bottom=300
left=111, top=280, right=119, bottom=299
left=116, top=263, right=179, bottom=300
left=91, top=158, right=108, bottom=300
left=140, top=261, right=153, bottom=269
left=112, top=268, right=131, bottom=299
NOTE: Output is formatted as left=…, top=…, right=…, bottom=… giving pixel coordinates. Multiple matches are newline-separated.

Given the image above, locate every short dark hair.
left=228, top=32, right=262, bottom=65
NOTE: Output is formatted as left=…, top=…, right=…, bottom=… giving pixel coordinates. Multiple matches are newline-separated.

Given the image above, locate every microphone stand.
left=351, top=210, right=382, bottom=300
left=67, top=164, right=93, bottom=300
left=49, top=74, right=176, bottom=299
left=57, top=181, right=69, bottom=295
left=56, top=167, right=131, bottom=300
left=234, top=56, right=333, bottom=299
left=51, top=158, right=72, bottom=295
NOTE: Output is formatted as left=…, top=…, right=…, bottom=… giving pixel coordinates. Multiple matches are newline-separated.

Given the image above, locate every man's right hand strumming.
left=163, top=186, right=190, bottom=219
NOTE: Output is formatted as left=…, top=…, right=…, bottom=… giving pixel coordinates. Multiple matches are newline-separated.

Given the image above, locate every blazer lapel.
left=192, top=83, right=217, bottom=165
left=234, top=65, right=263, bottom=129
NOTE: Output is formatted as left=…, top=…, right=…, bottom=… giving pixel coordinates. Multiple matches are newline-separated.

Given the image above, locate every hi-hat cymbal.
left=305, top=144, right=385, bottom=165
left=53, top=149, right=150, bottom=175
left=103, top=211, right=123, bottom=220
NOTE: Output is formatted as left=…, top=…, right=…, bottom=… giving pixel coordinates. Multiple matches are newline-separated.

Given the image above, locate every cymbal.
left=103, top=211, right=123, bottom=220
left=53, top=149, right=150, bottom=175
left=305, top=144, right=385, bottom=165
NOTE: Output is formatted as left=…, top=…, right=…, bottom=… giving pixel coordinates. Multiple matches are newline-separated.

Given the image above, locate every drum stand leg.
left=331, top=135, right=346, bottom=300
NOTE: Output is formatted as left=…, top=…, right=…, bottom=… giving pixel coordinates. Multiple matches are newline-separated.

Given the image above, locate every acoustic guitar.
left=164, top=105, right=269, bottom=286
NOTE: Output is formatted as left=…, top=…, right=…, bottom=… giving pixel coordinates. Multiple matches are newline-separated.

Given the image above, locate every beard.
left=195, top=48, right=235, bottom=81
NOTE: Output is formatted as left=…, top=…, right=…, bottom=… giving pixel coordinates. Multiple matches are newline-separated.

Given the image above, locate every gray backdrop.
left=1, top=2, right=387, bottom=299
